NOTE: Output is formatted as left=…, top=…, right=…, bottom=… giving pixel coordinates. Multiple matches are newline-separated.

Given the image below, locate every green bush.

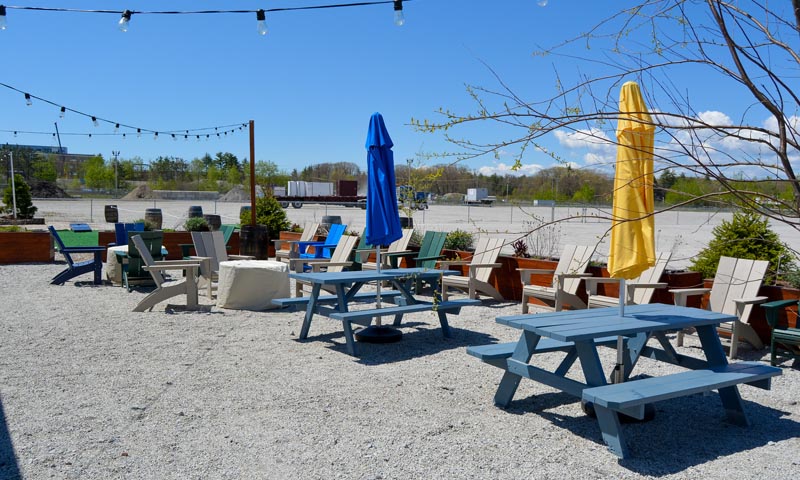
left=133, top=218, right=157, bottom=231
left=240, top=196, right=290, bottom=235
left=690, top=211, right=794, bottom=282
left=2, top=174, right=37, bottom=219
left=444, top=229, right=475, bottom=251
left=184, top=217, right=210, bottom=232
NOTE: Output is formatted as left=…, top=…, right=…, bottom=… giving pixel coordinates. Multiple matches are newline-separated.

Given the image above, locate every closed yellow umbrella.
left=608, top=81, right=656, bottom=280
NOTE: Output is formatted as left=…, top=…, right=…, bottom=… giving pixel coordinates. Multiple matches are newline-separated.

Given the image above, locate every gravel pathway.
left=0, top=263, right=798, bottom=479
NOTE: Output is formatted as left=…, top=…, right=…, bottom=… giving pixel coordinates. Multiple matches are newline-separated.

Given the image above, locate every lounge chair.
left=296, top=223, right=347, bottom=259
left=358, top=229, right=414, bottom=271
left=120, top=230, right=166, bottom=291
left=440, top=237, right=505, bottom=301
left=761, top=299, right=800, bottom=366
left=671, top=256, right=768, bottom=358
left=291, top=235, right=360, bottom=296
left=584, top=252, right=672, bottom=308
left=191, top=230, right=255, bottom=297
left=129, top=234, right=202, bottom=312
left=273, top=222, right=319, bottom=263
left=519, top=244, right=594, bottom=313
left=108, top=222, right=144, bottom=248
left=48, top=226, right=106, bottom=285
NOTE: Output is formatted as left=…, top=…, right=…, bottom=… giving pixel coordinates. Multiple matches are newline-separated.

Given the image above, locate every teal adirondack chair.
left=120, top=230, right=165, bottom=291
left=387, top=231, right=447, bottom=291
left=297, top=223, right=347, bottom=259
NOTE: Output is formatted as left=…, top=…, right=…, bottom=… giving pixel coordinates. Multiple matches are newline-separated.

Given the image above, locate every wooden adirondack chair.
left=671, top=256, right=768, bottom=359
left=108, top=222, right=144, bottom=247
left=761, top=299, right=800, bottom=366
left=296, top=223, right=347, bottom=259
left=519, top=244, right=594, bottom=313
left=359, top=229, right=414, bottom=271
left=291, top=235, right=360, bottom=297
left=273, top=222, right=319, bottom=263
left=130, top=235, right=202, bottom=312
left=120, top=230, right=165, bottom=291
left=440, top=237, right=505, bottom=301
left=585, top=252, right=672, bottom=308
left=48, top=226, right=106, bottom=285
left=191, top=230, right=255, bottom=297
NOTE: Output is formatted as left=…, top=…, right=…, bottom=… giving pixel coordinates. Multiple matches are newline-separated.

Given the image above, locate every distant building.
left=2, top=143, right=96, bottom=179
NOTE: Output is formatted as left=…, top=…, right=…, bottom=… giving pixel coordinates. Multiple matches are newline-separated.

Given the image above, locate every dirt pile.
left=219, top=185, right=250, bottom=202
left=30, top=181, right=70, bottom=198
left=122, top=184, right=155, bottom=200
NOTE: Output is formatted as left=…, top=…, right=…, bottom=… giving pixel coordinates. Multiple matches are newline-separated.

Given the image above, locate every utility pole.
left=112, top=150, right=120, bottom=192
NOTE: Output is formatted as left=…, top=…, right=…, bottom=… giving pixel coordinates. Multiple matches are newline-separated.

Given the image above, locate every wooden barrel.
left=203, top=214, right=221, bottom=231
left=104, top=205, right=118, bottom=223
left=239, top=224, right=269, bottom=260
left=188, top=205, right=203, bottom=218
left=144, top=208, right=163, bottom=230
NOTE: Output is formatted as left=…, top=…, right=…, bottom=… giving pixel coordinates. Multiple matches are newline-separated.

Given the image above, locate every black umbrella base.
left=581, top=401, right=656, bottom=423
left=355, top=326, right=403, bottom=343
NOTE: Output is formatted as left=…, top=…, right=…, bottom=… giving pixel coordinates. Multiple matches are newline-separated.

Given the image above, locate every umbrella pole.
left=375, top=245, right=382, bottom=327
left=614, top=279, right=626, bottom=384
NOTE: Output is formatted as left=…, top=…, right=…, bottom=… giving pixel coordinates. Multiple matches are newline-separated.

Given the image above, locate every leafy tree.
left=31, top=156, right=58, bottom=182
left=2, top=174, right=37, bottom=219
left=84, top=155, right=112, bottom=189
left=572, top=184, right=595, bottom=204
left=690, top=211, right=794, bottom=282
left=214, top=152, right=240, bottom=171
left=241, top=194, right=290, bottom=234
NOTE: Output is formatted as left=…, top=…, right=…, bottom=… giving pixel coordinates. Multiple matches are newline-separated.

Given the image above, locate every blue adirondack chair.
left=48, top=226, right=106, bottom=285
left=296, top=223, right=347, bottom=259
left=109, top=222, right=145, bottom=247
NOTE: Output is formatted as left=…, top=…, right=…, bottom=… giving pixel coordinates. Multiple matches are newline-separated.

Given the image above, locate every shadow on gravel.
left=298, top=326, right=497, bottom=364
left=0, top=397, right=21, bottom=480
left=507, top=390, right=799, bottom=475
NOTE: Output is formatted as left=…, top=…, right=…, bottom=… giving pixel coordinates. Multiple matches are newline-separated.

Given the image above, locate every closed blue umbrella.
left=365, top=112, right=403, bottom=250
left=359, top=112, right=403, bottom=342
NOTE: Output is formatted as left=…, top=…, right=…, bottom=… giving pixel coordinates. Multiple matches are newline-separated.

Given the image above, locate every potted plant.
left=240, top=194, right=290, bottom=259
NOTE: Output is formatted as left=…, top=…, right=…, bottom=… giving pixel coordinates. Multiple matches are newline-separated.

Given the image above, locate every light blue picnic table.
left=468, top=303, right=781, bottom=458
left=272, top=268, right=479, bottom=356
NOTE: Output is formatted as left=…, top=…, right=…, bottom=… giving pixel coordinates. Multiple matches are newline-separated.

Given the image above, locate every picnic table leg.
left=616, top=332, right=649, bottom=382
left=299, top=283, right=322, bottom=340
left=436, top=311, right=452, bottom=337
left=495, top=331, right=541, bottom=408
left=342, top=320, right=359, bottom=356
left=594, top=406, right=629, bottom=458
left=696, top=324, right=749, bottom=426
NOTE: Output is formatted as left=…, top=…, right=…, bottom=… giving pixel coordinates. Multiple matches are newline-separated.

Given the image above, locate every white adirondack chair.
left=191, top=230, right=254, bottom=297
left=585, top=252, right=672, bottom=308
left=360, top=229, right=414, bottom=270
left=273, top=222, right=319, bottom=263
left=519, top=244, right=594, bottom=314
left=292, top=235, right=360, bottom=297
left=130, top=234, right=202, bottom=312
left=440, top=237, right=505, bottom=301
left=671, top=256, right=768, bottom=359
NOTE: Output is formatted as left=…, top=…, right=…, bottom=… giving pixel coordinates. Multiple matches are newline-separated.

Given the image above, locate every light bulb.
left=13, top=131, right=17, bottom=138
left=114, top=123, right=120, bottom=133
left=137, top=128, right=141, bottom=138
left=256, top=9, right=268, bottom=36
left=171, top=134, right=176, bottom=141
left=0, top=5, right=7, bottom=30
left=537, top=0, right=548, bottom=6
left=154, top=132, right=158, bottom=140
left=119, top=10, right=132, bottom=32
left=59, top=106, right=66, bottom=118
left=393, top=1, right=404, bottom=26
left=122, top=133, right=126, bottom=140
left=92, top=116, right=99, bottom=127
left=24, top=93, right=32, bottom=106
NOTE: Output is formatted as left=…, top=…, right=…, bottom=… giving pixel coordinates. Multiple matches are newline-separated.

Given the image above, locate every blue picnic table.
left=468, top=303, right=781, bottom=458
left=272, top=268, right=479, bottom=356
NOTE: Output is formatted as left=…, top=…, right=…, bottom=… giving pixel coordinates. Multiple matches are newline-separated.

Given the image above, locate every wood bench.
left=467, top=336, right=621, bottom=368
left=582, top=362, right=781, bottom=458
left=271, top=290, right=404, bottom=311
left=330, top=299, right=481, bottom=336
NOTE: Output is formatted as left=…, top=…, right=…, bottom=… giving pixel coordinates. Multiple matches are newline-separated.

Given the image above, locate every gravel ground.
left=0, top=262, right=798, bottom=479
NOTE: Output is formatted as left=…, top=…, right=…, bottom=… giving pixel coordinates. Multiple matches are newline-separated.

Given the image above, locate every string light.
left=137, top=128, right=141, bottom=138
left=118, top=10, right=132, bottom=32
left=114, top=123, right=120, bottom=132
left=393, top=0, right=404, bottom=26
left=91, top=116, right=99, bottom=127
left=256, top=9, right=267, bottom=35
left=0, top=2, right=414, bottom=33
left=59, top=106, right=66, bottom=118
left=24, top=93, right=32, bottom=106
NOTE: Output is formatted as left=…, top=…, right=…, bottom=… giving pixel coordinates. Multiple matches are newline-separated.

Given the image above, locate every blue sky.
left=2, top=1, right=790, bottom=178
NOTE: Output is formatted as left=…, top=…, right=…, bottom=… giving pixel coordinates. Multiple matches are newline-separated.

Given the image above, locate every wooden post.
left=249, top=120, right=256, bottom=226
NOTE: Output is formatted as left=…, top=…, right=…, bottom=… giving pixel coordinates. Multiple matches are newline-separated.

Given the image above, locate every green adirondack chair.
left=387, top=231, right=447, bottom=291
left=120, top=230, right=165, bottom=291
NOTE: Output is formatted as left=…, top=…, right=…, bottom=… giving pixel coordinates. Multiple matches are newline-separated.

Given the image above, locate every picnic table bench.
left=330, top=299, right=480, bottom=337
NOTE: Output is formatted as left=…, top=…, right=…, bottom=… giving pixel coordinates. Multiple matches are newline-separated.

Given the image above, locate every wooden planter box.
left=0, top=231, right=54, bottom=264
